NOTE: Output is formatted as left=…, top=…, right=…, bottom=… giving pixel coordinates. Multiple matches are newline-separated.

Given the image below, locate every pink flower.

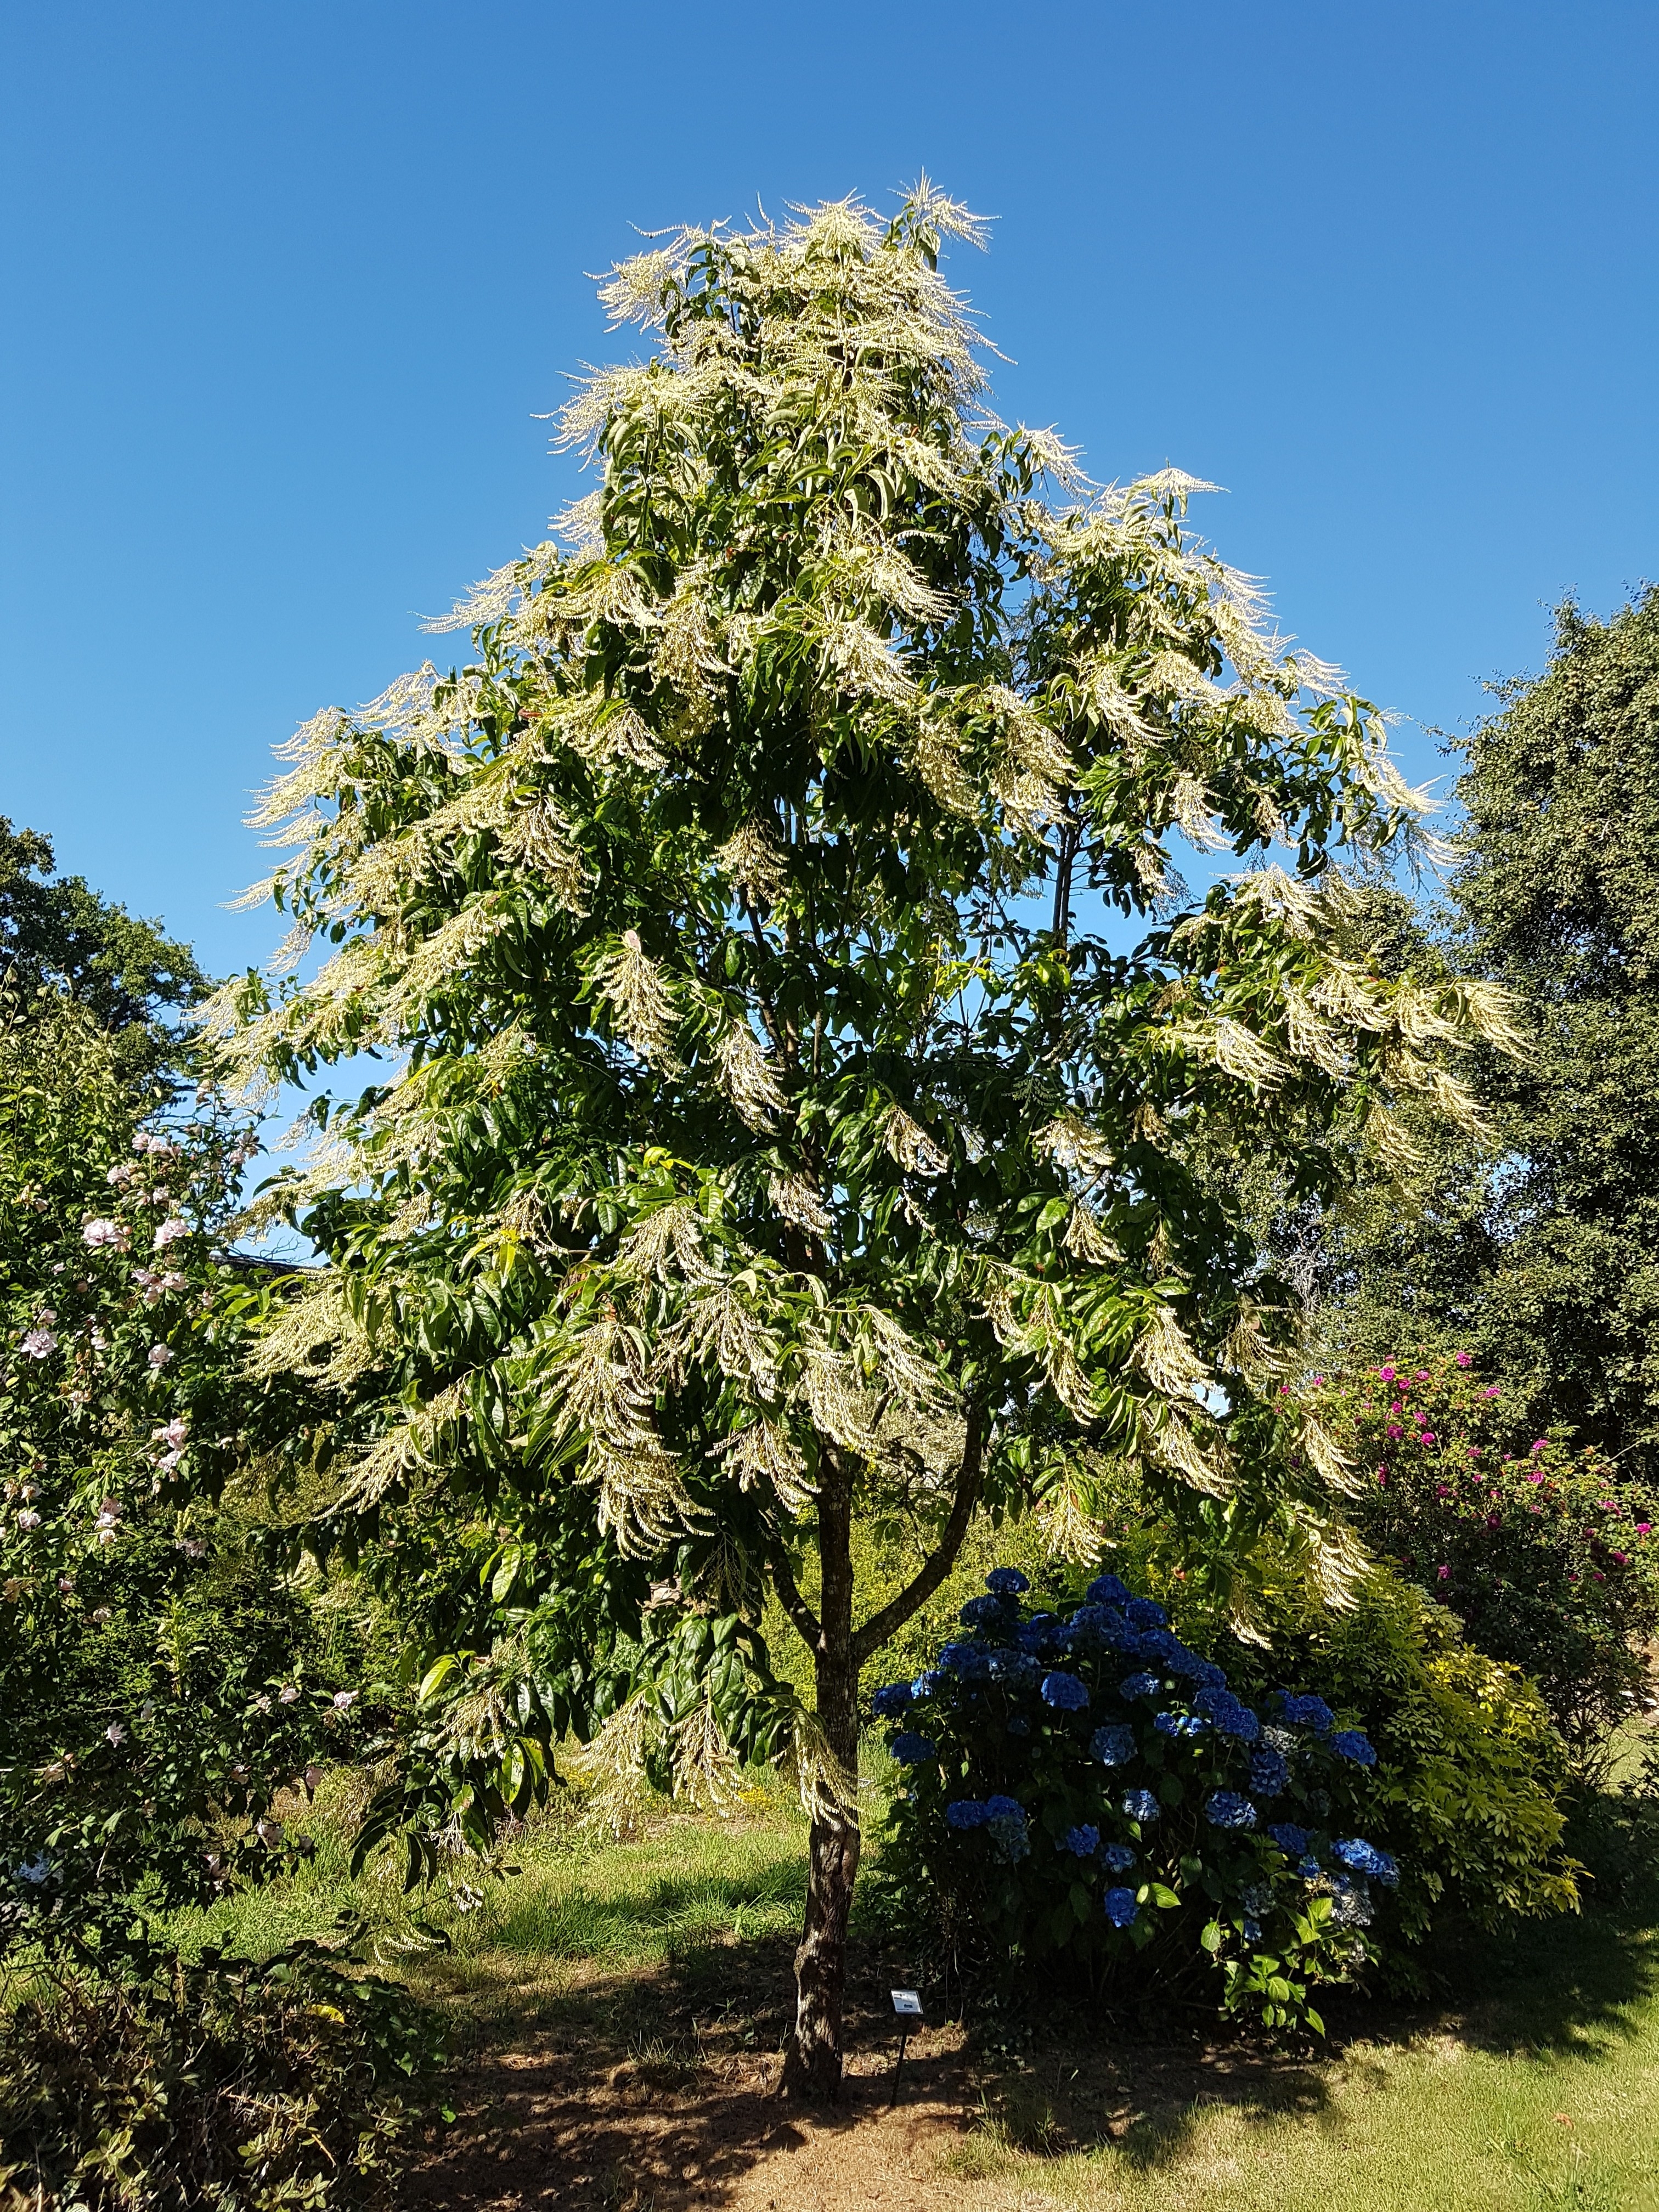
left=1483, top=1385, right=1500, bottom=1398
left=1637, top=1523, right=1652, bottom=1537
left=279, top=1685, right=300, bottom=1705
left=1380, top=1365, right=1396, bottom=1381
left=1612, top=1550, right=1629, bottom=1566
left=1386, top=1424, right=1403, bottom=1440
left=153, top=1217, right=190, bottom=1250
left=1526, top=1470, right=1543, bottom=1485
left=1530, top=1440, right=1547, bottom=1455
left=105, top=1722, right=126, bottom=1747
left=16, top=1510, right=40, bottom=1530
left=146, top=1345, right=172, bottom=1368
left=1454, top=1350, right=1472, bottom=1367
left=153, top=1419, right=188, bottom=1449
left=1437, top=1565, right=1450, bottom=1581
left=331, top=1689, right=358, bottom=1711
left=1415, top=1369, right=1430, bottom=1381
left=1422, top=1432, right=1437, bottom=1447
left=21, top=1330, right=57, bottom=1358
left=82, top=1218, right=128, bottom=1251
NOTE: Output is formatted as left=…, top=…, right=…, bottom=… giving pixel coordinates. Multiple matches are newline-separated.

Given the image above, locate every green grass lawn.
left=179, top=1767, right=1659, bottom=2211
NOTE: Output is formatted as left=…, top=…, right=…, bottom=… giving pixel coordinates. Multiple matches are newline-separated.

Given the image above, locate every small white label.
left=891, top=1988, right=923, bottom=2016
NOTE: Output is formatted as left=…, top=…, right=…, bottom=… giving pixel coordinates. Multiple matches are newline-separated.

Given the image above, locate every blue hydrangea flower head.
left=1137, top=1627, right=1182, bottom=1663
left=1060, top=1823, right=1101, bottom=1857
left=959, top=1594, right=1009, bottom=1629
left=1086, top=1572, right=1131, bottom=1606
left=1266, top=1822, right=1308, bottom=1855
left=910, top=1669, right=944, bottom=1700
left=1242, top=1915, right=1263, bottom=1944
left=945, top=1799, right=989, bottom=1830
left=1333, top=1837, right=1399, bottom=1885
left=1249, top=1747, right=1290, bottom=1797
left=1119, top=1672, right=1161, bottom=1700
left=988, top=1648, right=1039, bottom=1689
left=1090, top=1723, right=1136, bottom=1767
left=1278, top=1693, right=1335, bottom=1735
left=1330, top=1730, right=1378, bottom=1767
left=1122, top=1788, right=1159, bottom=1824
left=1209, top=1699, right=1261, bottom=1745
left=1063, top=1604, right=1114, bottom=1646
left=940, top=1640, right=991, bottom=1680
left=1204, top=1791, right=1258, bottom=1830
left=1155, top=1710, right=1205, bottom=1739
left=871, top=1682, right=913, bottom=1719
left=1297, top=1854, right=1322, bottom=1880
left=890, top=1732, right=936, bottom=1764
left=984, top=1793, right=1030, bottom=1862
left=1102, top=1843, right=1136, bottom=1872
left=1040, top=1671, right=1090, bottom=1712
left=986, top=1567, right=1030, bottom=1596
left=1190, top=1659, right=1228, bottom=1691
left=1015, top=1614, right=1061, bottom=1656
left=1104, top=1885, right=1139, bottom=1927
left=1124, top=1598, right=1168, bottom=1630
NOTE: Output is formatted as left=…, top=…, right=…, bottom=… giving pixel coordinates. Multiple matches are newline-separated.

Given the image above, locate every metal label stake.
left=890, top=1988, right=923, bottom=2102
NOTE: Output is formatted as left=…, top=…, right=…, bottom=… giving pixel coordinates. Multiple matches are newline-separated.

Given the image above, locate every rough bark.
left=778, top=1413, right=986, bottom=2098
left=779, top=1447, right=860, bottom=2100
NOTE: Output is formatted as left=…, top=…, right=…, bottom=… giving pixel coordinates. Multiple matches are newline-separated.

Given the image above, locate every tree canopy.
left=214, top=185, right=1519, bottom=2091
left=0, top=817, right=207, bottom=1082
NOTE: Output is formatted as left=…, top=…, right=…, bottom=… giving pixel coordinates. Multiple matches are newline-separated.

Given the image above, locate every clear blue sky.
left=3, top=0, right=1657, bottom=986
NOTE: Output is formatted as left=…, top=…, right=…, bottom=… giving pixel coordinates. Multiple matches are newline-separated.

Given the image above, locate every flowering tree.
left=213, top=186, right=1521, bottom=2094
left=0, top=990, right=354, bottom=1970
left=1321, top=1352, right=1659, bottom=1763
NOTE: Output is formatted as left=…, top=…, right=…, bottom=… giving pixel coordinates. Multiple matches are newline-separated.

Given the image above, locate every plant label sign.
left=891, top=1989, right=923, bottom=2017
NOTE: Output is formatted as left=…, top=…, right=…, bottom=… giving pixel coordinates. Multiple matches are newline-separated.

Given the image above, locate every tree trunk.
left=780, top=1451, right=860, bottom=2100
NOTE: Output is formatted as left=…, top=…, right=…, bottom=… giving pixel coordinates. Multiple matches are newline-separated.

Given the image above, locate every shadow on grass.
left=952, top=1844, right=1659, bottom=2183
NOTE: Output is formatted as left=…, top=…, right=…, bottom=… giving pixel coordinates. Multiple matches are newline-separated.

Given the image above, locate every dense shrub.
left=0, top=1939, right=441, bottom=2212
left=1317, top=1352, right=1659, bottom=1759
left=879, top=1568, right=1401, bottom=2032
left=878, top=1560, right=1579, bottom=2023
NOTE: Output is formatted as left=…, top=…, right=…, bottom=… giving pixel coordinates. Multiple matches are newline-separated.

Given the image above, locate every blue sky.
left=3, top=0, right=1657, bottom=990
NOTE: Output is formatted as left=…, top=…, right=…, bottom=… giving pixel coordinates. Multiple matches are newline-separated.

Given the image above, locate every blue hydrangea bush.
left=877, top=1568, right=1402, bottom=2032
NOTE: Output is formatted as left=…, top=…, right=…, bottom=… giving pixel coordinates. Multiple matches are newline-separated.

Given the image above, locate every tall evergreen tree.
left=1447, top=592, right=1659, bottom=1467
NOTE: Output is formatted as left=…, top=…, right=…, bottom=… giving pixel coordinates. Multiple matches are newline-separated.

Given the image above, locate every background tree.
left=215, top=187, right=1519, bottom=2095
left=0, top=817, right=206, bottom=1084
left=1272, top=594, right=1659, bottom=1472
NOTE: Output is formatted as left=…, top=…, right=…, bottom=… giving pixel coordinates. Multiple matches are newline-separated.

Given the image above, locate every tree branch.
left=851, top=1403, right=986, bottom=1668
left=765, top=1520, right=822, bottom=1654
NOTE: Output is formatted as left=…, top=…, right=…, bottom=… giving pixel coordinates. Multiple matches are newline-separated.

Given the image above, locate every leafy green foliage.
left=1207, top=1565, right=1581, bottom=1979
left=0, top=819, right=206, bottom=1085
left=0, top=990, right=374, bottom=1968
left=879, top=1554, right=1581, bottom=2024
left=1317, top=1352, right=1659, bottom=1761
left=212, top=187, right=1514, bottom=1786
left=206, top=187, right=1532, bottom=2082
left=1285, top=595, right=1659, bottom=1471
left=876, top=1567, right=1380, bottom=2034
left=0, top=1938, right=440, bottom=2212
